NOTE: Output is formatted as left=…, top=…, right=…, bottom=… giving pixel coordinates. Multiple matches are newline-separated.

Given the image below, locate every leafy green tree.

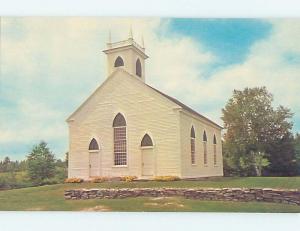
left=222, top=87, right=295, bottom=176
left=295, top=134, right=300, bottom=174
left=26, top=141, right=56, bottom=184
left=251, top=151, right=270, bottom=176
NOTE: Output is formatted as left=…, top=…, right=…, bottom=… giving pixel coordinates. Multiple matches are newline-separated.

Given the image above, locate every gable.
left=66, top=69, right=222, bottom=130
left=66, top=69, right=179, bottom=123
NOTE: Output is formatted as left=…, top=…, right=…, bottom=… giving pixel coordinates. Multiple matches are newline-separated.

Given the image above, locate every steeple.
left=108, top=30, right=111, bottom=43
left=141, top=35, right=145, bottom=48
left=129, top=26, right=133, bottom=39
left=103, top=31, right=148, bottom=83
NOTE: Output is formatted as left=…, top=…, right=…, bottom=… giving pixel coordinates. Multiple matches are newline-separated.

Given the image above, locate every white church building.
left=67, top=33, right=223, bottom=180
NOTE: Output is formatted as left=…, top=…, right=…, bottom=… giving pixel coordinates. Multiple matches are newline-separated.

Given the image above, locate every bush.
left=64, top=178, right=83, bottom=183
left=120, top=176, right=138, bottom=182
left=91, top=177, right=109, bottom=183
left=0, top=172, right=34, bottom=189
left=153, top=176, right=180, bottom=181
left=0, top=175, right=9, bottom=189
left=55, top=166, right=67, bottom=182
left=39, top=178, right=59, bottom=186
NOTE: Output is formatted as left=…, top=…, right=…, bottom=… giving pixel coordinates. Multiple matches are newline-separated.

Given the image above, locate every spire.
left=129, top=26, right=133, bottom=39
left=141, top=35, right=145, bottom=48
left=108, top=30, right=111, bottom=43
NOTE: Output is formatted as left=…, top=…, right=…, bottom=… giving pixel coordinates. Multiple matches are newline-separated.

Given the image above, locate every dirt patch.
left=150, top=197, right=172, bottom=201
left=25, top=207, right=45, bottom=211
left=81, top=205, right=111, bottom=212
left=145, top=197, right=185, bottom=208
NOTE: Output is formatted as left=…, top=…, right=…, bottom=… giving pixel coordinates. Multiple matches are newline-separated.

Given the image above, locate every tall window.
left=114, top=56, right=124, bottom=67
left=136, top=58, right=142, bottom=77
left=213, top=134, right=217, bottom=165
left=190, top=126, right=196, bottom=164
left=203, top=130, right=207, bottom=165
left=113, top=113, right=127, bottom=165
left=141, top=134, right=153, bottom=147
left=89, top=138, right=99, bottom=151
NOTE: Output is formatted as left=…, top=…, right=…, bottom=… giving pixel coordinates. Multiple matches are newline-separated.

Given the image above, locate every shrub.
left=0, top=175, right=9, bottom=189
left=153, top=176, right=180, bottom=181
left=64, top=178, right=83, bottom=183
left=0, top=172, right=34, bottom=189
left=91, top=177, right=109, bottom=183
left=54, top=166, right=67, bottom=183
left=120, top=176, right=138, bottom=182
left=39, top=178, right=59, bottom=186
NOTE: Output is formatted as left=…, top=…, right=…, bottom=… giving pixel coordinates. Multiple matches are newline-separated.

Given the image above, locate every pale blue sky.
left=1, top=18, right=299, bottom=160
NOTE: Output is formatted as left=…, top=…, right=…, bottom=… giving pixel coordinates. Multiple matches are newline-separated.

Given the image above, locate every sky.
left=0, top=18, right=300, bottom=160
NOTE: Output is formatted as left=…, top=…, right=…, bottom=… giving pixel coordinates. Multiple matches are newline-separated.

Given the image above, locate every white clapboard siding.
left=67, top=68, right=223, bottom=179
left=68, top=70, right=181, bottom=179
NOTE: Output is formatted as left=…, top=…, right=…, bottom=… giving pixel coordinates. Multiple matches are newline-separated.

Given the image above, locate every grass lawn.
left=0, top=177, right=300, bottom=212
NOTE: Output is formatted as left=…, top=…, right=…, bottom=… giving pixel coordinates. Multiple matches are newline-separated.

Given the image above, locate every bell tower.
left=103, top=30, right=149, bottom=83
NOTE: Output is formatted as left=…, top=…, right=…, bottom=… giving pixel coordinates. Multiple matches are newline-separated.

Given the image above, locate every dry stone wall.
left=64, top=188, right=300, bottom=205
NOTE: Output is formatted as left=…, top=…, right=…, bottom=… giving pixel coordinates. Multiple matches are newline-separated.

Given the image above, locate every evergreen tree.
left=26, top=141, right=56, bottom=184
left=265, top=133, right=297, bottom=176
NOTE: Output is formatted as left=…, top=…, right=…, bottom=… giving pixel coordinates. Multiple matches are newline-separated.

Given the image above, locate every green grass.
left=0, top=177, right=300, bottom=212
left=64, top=176, right=300, bottom=189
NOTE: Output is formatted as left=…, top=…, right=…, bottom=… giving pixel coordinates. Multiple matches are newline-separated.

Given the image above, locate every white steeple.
left=129, top=26, right=133, bottom=39
left=108, top=30, right=111, bottom=43
left=103, top=30, right=148, bottom=83
left=141, top=35, right=145, bottom=48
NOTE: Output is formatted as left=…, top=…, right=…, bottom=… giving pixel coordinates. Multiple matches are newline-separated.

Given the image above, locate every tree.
left=251, top=151, right=270, bottom=176
left=65, top=152, right=69, bottom=167
left=2, top=157, right=11, bottom=172
left=265, top=133, right=297, bottom=176
left=26, top=141, right=56, bottom=184
left=222, top=87, right=295, bottom=176
left=295, top=134, right=300, bottom=174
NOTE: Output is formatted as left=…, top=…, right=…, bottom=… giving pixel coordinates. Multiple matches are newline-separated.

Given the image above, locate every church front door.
left=142, top=148, right=154, bottom=176
left=89, top=152, right=100, bottom=177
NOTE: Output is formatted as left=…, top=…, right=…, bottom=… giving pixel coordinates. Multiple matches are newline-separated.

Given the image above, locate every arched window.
left=113, top=113, right=126, bottom=127
left=114, top=56, right=124, bottom=67
left=113, top=113, right=127, bottom=165
left=203, top=131, right=208, bottom=165
left=191, top=126, right=196, bottom=164
left=141, top=134, right=153, bottom=147
left=213, top=134, right=217, bottom=165
left=136, top=58, right=142, bottom=77
left=203, top=131, right=207, bottom=142
left=89, top=138, right=99, bottom=151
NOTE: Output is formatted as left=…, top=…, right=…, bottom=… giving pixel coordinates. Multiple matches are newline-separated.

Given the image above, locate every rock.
left=64, top=188, right=300, bottom=206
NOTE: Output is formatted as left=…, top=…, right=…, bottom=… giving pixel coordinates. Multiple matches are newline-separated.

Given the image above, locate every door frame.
left=89, top=150, right=100, bottom=177
left=141, top=146, right=154, bottom=176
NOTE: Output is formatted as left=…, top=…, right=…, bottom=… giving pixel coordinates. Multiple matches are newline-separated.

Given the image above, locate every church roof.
left=146, top=84, right=223, bottom=129
left=67, top=68, right=222, bottom=129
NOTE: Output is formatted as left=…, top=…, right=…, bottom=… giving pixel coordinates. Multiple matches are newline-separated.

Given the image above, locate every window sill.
left=89, top=150, right=99, bottom=153
left=191, top=164, right=197, bottom=166
left=204, top=165, right=208, bottom=167
left=141, top=146, right=154, bottom=150
left=112, top=165, right=128, bottom=168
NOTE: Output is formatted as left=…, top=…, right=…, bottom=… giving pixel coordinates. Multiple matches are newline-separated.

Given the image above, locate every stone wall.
left=64, top=188, right=300, bottom=205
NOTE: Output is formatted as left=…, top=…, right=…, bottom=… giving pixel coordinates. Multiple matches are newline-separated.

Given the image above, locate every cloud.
left=1, top=18, right=299, bottom=160
left=0, top=17, right=215, bottom=159
left=152, top=19, right=300, bottom=130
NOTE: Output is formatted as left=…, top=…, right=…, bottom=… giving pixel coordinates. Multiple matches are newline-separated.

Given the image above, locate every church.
left=66, top=32, right=223, bottom=180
